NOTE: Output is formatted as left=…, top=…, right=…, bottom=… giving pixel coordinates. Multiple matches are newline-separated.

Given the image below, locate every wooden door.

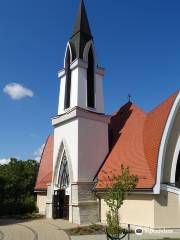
left=53, top=189, right=69, bottom=219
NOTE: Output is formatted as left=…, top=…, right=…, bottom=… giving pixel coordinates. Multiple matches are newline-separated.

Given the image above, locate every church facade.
left=35, top=0, right=180, bottom=229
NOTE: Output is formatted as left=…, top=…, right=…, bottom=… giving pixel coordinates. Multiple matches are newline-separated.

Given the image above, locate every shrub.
left=104, top=165, right=138, bottom=238
left=0, top=196, right=37, bottom=216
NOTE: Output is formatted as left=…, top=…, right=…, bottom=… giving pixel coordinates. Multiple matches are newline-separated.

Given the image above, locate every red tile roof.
left=34, top=92, right=178, bottom=191
left=96, top=92, right=178, bottom=190
left=34, top=135, right=54, bottom=191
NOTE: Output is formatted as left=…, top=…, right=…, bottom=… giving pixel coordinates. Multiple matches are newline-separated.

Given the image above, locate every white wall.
left=52, top=112, right=109, bottom=223
left=58, top=59, right=105, bottom=115
left=53, top=114, right=109, bottom=184
left=95, top=71, right=104, bottom=114
left=58, top=70, right=66, bottom=115
left=78, top=117, right=109, bottom=181
left=71, top=62, right=87, bottom=110
left=53, top=119, right=79, bottom=183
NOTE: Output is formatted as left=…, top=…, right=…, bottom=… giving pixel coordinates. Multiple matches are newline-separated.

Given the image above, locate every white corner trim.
left=170, top=135, right=180, bottom=183
left=52, top=107, right=110, bottom=127
left=64, top=42, right=73, bottom=68
left=58, top=68, right=66, bottom=78
left=70, top=58, right=88, bottom=70
left=153, top=92, right=180, bottom=194
left=161, top=184, right=180, bottom=195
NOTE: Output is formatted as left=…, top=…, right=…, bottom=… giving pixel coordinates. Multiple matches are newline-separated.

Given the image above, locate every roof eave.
left=94, top=188, right=154, bottom=194
left=34, top=188, right=47, bottom=193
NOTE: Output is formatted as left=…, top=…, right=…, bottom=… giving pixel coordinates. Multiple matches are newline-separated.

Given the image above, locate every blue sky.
left=0, top=0, right=179, bottom=162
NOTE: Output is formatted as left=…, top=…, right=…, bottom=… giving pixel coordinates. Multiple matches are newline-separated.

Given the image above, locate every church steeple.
left=70, top=0, right=93, bottom=60
left=58, top=0, right=105, bottom=115
left=72, top=0, right=92, bottom=37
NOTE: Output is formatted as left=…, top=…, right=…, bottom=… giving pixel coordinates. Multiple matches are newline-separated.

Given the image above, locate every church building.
left=35, top=0, right=180, bottom=229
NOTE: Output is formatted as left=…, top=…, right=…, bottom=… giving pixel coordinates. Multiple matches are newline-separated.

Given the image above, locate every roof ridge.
left=148, top=90, right=179, bottom=114
left=111, top=101, right=146, bottom=116
left=142, top=90, right=179, bottom=181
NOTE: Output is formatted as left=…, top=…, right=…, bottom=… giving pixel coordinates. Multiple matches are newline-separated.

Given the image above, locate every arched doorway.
left=175, top=152, right=180, bottom=187
left=53, top=151, right=70, bottom=219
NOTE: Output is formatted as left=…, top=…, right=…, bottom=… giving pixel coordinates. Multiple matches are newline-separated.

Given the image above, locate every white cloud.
left=0, top=158, right=10, bottom=165
left=3, top=82, right=34, bottom=100
left=33, top=144, right=45, bottom=162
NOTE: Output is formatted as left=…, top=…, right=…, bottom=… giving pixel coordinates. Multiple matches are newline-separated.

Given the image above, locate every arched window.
left=58, top=152, right=69, bottom=189
left=87, top=46, right=95, bottom=108
left=175, top=152, right=180, bottom=187
left=64, top=47, right=71, bottom=109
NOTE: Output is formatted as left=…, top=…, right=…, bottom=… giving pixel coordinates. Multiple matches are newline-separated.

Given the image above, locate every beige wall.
left=37, top=192, right=47, bottom=215
left=100, top=194, right=155, bottom=228
left=154, top=190, right=180, bottom=228
left=100, top=191, right=180, bottom=229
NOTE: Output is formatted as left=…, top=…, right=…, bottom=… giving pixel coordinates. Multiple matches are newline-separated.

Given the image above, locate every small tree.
left=104, top=165, right=138, bottom=238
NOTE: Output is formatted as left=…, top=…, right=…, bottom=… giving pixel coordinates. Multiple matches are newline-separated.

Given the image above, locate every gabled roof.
left=34, top=92, right=179, bottom=192
left=34, top=135, right=53, bottom=191
left=95, top=92, right=179, bottom=190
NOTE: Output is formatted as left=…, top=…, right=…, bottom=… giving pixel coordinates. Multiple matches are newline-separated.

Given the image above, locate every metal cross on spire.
left=127, top=94, right=132, bottom=102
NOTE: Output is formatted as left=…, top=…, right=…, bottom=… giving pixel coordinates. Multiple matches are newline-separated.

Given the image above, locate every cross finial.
left=127, top=94, right=132, bottom=102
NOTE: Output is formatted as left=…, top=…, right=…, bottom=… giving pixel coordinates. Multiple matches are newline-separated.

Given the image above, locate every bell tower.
left=49, top=0, right=109, bottom=224
left=58, top=0, right=104, bottom=115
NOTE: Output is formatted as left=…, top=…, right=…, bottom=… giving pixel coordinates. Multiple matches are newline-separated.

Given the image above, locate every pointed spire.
left=72, top=0, right=92, bottom=37
left=69, top=0, right=93, bottom=60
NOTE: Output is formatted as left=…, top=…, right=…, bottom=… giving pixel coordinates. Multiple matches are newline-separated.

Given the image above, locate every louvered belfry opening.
left=64, top=47, right=71, bottom=110
left=87, top=46, right=95, bottom=108
left=68, top=0, right=96, bottom=109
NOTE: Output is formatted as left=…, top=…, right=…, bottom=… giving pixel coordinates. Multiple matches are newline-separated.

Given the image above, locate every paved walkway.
left=71, top=232, right=180, bottom=240
left=0, top=219, right=180, bottom=240
left=0, top=218, right=77, bottom=240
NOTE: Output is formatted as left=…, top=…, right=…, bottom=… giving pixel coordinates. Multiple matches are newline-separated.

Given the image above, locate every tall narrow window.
left=64, top=47, right=71, bottom=109
left=87, top=47, right=95, bottom=108
left=58, top=152, right=69, bottom=189
left=175, top=152, right=180, bottom=187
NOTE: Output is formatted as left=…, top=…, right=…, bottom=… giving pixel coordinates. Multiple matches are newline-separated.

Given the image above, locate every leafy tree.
left=103, top=165, right=138, bottom=238
left=0, top=158, right=39, bottom=216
